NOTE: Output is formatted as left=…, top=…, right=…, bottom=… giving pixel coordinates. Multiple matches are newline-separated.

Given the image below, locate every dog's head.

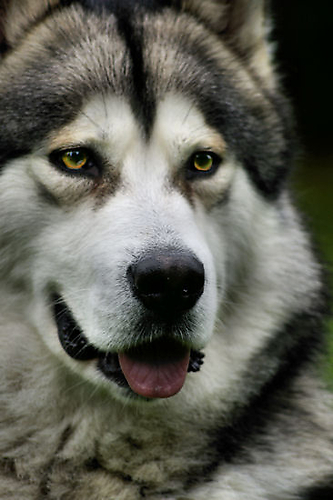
left=0, top=1, right=299, bottom=402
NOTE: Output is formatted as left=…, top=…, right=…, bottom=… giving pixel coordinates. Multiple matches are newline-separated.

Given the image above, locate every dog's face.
left=31, top=94, right=228, bottom=399
left=0, top=1, right=293, bottom=402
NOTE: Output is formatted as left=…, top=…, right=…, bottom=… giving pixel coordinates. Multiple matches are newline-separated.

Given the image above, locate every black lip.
left=52, top=294, right=204, bottom=389
left=53, top=294, right=99, bottom=361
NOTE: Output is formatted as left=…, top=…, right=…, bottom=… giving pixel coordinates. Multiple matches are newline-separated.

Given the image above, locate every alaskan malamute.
left=0, top=1, right=333, bottom=498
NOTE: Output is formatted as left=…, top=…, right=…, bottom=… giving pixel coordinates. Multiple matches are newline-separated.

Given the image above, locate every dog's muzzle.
left=52, top=250, right=205, bottom=399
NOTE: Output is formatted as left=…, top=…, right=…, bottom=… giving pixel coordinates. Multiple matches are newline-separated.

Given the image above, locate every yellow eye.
left=193, top=152, right=214, bottom=172
left=50, top=147, right=100, bottom=178
left=61, top=149, right=88, bottom=170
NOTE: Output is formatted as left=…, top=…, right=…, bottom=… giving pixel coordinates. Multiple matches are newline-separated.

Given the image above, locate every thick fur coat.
left=0, top=1, right=333, bottom=499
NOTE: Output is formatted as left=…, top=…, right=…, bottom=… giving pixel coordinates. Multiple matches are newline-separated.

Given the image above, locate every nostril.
left=127, top=250, right=205, bottom=317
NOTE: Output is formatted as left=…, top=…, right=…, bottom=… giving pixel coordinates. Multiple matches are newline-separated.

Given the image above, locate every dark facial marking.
left=176, top=39, right=294, bottom=199
left=115, top=14, right=156, bottom=136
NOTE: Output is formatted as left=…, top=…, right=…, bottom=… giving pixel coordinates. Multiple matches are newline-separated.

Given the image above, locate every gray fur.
left=1, top=1, right=333, bottom=499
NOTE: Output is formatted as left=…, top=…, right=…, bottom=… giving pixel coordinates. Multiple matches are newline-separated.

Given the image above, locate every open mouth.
left=52, top=295, right=204, bottom=398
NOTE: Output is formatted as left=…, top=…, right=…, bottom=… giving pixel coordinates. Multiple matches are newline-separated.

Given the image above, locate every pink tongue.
left=118, top=348, right=190, bottom=399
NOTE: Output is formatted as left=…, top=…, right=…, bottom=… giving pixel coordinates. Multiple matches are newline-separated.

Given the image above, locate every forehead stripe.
left=115, top=13, right=156, bottom=135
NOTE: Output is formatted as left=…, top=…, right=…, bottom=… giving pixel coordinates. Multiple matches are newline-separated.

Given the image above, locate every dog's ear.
left=179, top=0, right=274, bottom=82
left=180, top=0, right=269, bottom=51
left=0, top=0, right=59, bottom=55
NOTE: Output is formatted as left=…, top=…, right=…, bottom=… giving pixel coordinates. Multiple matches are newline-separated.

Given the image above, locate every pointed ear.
left=0, top=0, right=59, bottom=54
left=181, top=0, right=269, bottom=51
left=180, top=0, right=273, bottom=81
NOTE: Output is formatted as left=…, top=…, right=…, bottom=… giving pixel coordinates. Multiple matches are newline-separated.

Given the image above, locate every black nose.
left=127, top=250, right=205, bottom=317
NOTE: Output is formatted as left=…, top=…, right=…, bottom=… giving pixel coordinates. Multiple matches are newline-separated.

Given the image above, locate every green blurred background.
left=272, top=1, right=333, bottom=383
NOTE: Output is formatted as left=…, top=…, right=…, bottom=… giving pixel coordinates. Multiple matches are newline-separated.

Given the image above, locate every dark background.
left=271, top=0, right=333, bottom=380
left=272, top=0, right=333, bottom=154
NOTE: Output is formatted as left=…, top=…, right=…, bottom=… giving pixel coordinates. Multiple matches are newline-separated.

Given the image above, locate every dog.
left=0, top=1, right=333, bottom=498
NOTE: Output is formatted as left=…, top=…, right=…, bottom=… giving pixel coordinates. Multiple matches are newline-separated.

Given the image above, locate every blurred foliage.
left=294, top=155, right=333, bottom=263
left=293, top=156, right=333, bottom=385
